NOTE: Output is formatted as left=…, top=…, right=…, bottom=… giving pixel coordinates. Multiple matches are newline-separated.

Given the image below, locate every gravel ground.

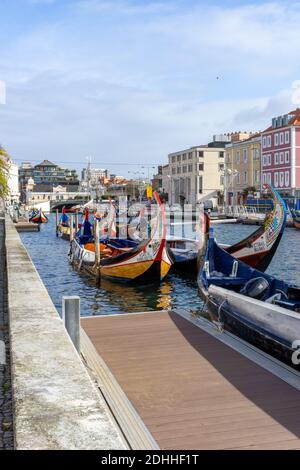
left=0, top=217, right=13, bottom=450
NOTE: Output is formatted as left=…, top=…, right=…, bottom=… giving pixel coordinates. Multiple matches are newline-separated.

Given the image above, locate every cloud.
left=1, top=1, right=300, bottom=174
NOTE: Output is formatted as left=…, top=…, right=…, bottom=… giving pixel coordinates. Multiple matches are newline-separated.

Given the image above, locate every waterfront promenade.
left=3, top=215, right=126, bottom=450
left=0, top=214, right=13, bottom=449
left=1, top=212, right=300, bottom=449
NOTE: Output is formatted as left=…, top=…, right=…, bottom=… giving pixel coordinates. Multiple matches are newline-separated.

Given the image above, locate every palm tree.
left=0, top=146, right=10, bottom=198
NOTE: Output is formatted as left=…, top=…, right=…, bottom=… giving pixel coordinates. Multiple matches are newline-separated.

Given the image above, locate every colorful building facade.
left=225, top=133, right=261, bottom=205
left=261, top=109, right=300, bottom=205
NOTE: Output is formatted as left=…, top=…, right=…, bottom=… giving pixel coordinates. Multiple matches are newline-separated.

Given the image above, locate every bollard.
left=62, top=296, right=80, bottom=353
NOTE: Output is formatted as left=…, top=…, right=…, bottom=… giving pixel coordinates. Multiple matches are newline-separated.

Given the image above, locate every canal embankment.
left=4, top=214, right=127, bottom=450
left=0, top=213, right=13, bottom=450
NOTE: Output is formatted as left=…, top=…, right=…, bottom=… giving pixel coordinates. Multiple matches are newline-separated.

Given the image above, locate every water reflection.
left=20, top=213, right=300, bottom=317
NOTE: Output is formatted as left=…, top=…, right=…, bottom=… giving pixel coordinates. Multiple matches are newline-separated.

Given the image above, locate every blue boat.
left=198, top=227, right=300, bottom=369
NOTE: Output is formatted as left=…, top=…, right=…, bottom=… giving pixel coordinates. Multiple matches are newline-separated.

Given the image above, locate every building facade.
left=167, top=137, right=226, bottom=206
left=225, top=133, right=261, bottom=205
left=19, top=160, right=79, bottom=202
left=261, top=110, right=300, bottom=202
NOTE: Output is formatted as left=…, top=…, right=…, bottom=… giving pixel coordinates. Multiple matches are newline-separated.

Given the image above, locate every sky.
left=1, top=0, right=300, bottom=178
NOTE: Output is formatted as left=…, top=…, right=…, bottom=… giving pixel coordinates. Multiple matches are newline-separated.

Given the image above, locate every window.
left=177, top=155, right=181, bottom=162
left=219, top=163, right=224, bottom=171
left=198, top=176, right=203, bottom=193
left=280, top=172, right=284, bottom=187
left=188, top=152, right=192, bottom=159
left=254, top=148, right=260, bottom=160
left=182, top=165, right=187, bottom=173
left=285, top=131, right=289, bottom=144
left=236, top=172, right=240, bottom=184
left=198, top=151, right=204, bottom=158
left=280, top=132, right=284, bottom=145
left=236, top=151, right=240, bottom=164
left=262, top=136, right=267, bottom=149
left=244, top=171, right=248, bottom=184
left=285, top=151, right=289, bottom=163
left=268, top=154, right=272, bottom=166
left=177, top=167, right=181, bottom=174
left=172, top=167, right=176, bottom=175
left=263, top=154, right=268, bottom=166
left=198, top=163, right=204, bottom=171
left=285, top=171, right=290, bottom=187
left=188, top=164, right=193, bottom=172
left=263, top=173, right=267, bottom=184
left=267, top=135, right=271, bottom=147
left=280, top=152, right=284, bottom=164
left=255, top=170, right=260, bottom=183
left=182, top=154, right=187, bottom=160
left=267, top=173, right=271, bottom=184
left=274, top=134, right=279, bottom=146
left=274, top=172, right=279, bottom=187
left=219, top=151, right=224, bottom=158
left=274, top=152, right=279, bottom=164
left=243, top=149, right=248, bottom=163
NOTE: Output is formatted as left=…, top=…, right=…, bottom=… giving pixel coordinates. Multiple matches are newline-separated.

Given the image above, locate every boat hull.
left=199, top=284, right=300, bottom=370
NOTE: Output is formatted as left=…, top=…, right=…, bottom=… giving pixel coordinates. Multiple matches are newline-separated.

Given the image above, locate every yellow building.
left=225, top=133, right=261, bottom=205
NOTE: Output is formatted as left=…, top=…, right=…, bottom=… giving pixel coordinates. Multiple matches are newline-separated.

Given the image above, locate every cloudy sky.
left=1, top=0, right=300, bottom=177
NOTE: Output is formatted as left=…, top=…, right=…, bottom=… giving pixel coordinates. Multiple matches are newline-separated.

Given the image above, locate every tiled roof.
left=263, top=108, right=300, bottom=132
left=36, top=159, right=57, bottom=167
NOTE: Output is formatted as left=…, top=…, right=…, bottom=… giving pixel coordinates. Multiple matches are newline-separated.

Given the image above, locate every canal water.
left=20, top=214, right=300, bottom=317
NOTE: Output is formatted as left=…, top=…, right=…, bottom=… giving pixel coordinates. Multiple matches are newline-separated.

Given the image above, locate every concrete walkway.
left=5, top=215, right=126, bottom=450
left=0, top=216, right=13, bottom=449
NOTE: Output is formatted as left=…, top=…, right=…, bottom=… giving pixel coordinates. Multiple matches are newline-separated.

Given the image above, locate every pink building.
left=261, top=109, right=300, bottom=198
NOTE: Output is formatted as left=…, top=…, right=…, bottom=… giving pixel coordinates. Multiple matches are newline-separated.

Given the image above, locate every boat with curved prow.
left=170, top=184, right=286, bottom=273
left=29, top=208, right=48, bottom=224
left=69, top=192, right=173, bottom=283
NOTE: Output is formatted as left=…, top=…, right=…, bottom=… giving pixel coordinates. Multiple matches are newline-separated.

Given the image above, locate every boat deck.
left=81, top=310, right=300, bottom=450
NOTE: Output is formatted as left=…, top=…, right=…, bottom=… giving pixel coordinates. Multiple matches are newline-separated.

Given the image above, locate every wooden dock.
left=14, top=221, right=39, bottom=232
left=81, top=310, right=300, bottom=450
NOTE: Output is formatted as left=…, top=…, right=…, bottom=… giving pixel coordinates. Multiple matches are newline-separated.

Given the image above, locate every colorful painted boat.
left=69, top=192, right=173, bottom=283
left=57, top=207, right=71, bottom=240
left=291, top=209, right=300, bottom=229
left=29, top=208, right=48, bottom=224
left=198, top=227, right=300, bottom=369
left=168, top=184, right=286, bottom=273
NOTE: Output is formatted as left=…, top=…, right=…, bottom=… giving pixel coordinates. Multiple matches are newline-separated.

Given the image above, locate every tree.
left=0, top=146, right=10, bottom=198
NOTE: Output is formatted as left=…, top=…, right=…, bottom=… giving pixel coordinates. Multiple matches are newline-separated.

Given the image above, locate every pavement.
left=0, top=216, right=13, bottom=450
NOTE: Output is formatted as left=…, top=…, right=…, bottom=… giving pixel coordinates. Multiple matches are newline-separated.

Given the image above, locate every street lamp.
left=141, top=166, right=156, bottom=183
left=223, top=168, right=238, bottom=206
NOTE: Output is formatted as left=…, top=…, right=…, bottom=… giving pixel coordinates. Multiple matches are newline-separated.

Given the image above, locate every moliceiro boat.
left=69, top=192, right=173, bottom=283
left=171, top=184, right=286, bottom=273
left=29, top=208, right=48, bottom=224
left=198, top=228, right=300, bottom=369
left=57, top=207, right=71, bottom=240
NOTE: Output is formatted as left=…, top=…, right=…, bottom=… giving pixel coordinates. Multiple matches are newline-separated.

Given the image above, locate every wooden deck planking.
left=81, top=311, right=300, bottom=450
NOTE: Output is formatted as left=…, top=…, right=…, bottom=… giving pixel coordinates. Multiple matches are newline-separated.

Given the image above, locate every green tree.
left=0, top=146, right=10, bottom=198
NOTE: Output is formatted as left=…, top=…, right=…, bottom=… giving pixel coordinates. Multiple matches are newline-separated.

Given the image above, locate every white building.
left=82, top=167, right=109, bottom=185
left=7, top=162, right=20, bottom=203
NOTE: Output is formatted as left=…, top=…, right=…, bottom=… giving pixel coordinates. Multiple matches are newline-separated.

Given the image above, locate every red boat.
left=30, top=209, right=48, bottom=224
